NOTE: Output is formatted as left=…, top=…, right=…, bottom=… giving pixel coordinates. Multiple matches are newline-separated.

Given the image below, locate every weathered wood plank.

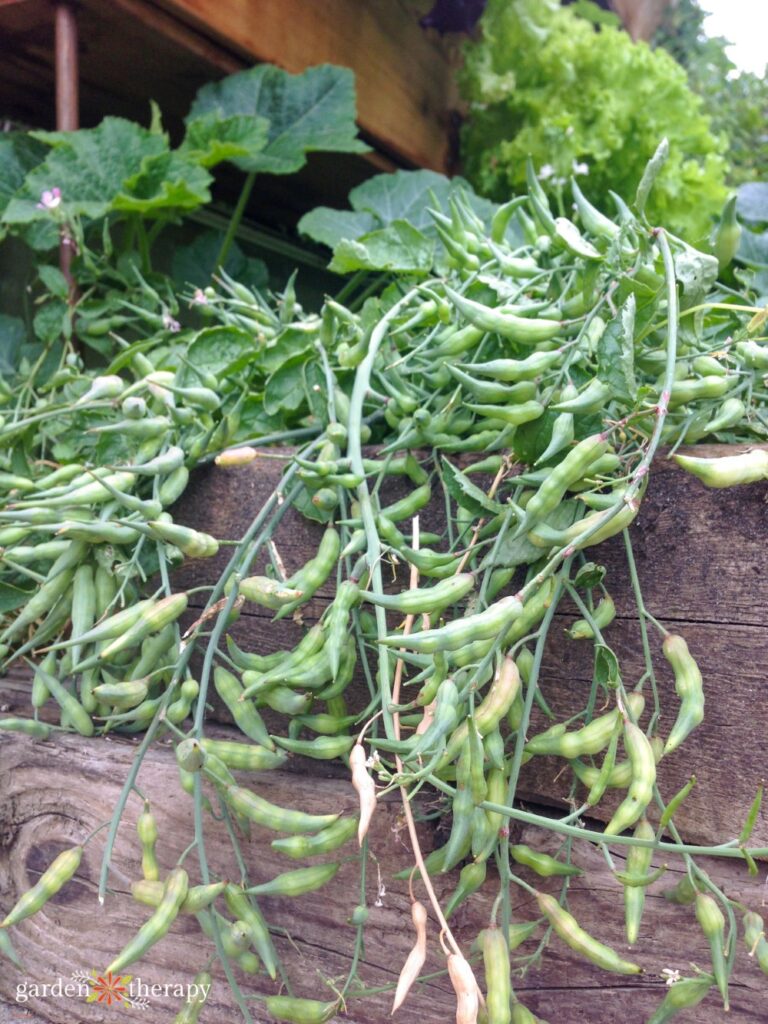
left=1, top=729, right=766, bottom=1023
left=149, top=0, right=458, bottom=170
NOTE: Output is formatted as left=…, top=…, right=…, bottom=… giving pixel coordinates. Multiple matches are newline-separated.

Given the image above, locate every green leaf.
left=0, top=133, right=47, bottom=221
left=737, top=182, right=768, bottom=226
left=300, top=169, right=498, bottom=251
left=485, top=500, right=580, bottom=570
left=4, top=118, right=167, bottom=223
left=37, top=264, right=70, bottom=300
left=569, top=0, right=620, bottom=27
left=0, top=581, right=34, bottom=615
left=512, top=410, right=559, bottom=466
left=172, top=230, right=268, bottom=291
left=186, top=326, right=253, bottom=377
left=594, top=643, right=621, bottom=689
left=329, top=221, right=433, bottom=274
left=112, top=151, right=211, bottom=215
left=0, top=315, right=27, bottom=374
left=179, top=112, right=269, bottom=169
left=298, top=207, right=377, bottom=251
left=33, top=300, right=67, bottom=346
left=597, top=295, right=637, bottom=404
left=674, top=244, right=719, bottom=310
left=259, top=326, right=317, bottom=376
left=186, top=64, right=368, bottom=175
left=263, top=353, right=311, bottom=416
left=441, top=457, right=506, bottom=517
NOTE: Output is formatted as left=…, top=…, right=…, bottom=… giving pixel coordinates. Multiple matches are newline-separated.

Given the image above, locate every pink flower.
left=36, top=187, right=62, bottom=211
left=162, top=313, right=181, bottom=333
left=190, top=288, right=208, bottom=306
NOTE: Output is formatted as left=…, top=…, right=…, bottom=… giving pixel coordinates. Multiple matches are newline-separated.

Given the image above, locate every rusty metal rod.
left=55, top=2, right=79, bottom=304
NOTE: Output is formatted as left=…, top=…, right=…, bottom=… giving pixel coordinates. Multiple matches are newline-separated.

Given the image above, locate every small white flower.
left=661, top=968, right=682, bottom=987
left=36, top=187, right=61, bottom=210
left=162, top=313, right=181, bottom=333
left=566, top=125, right=575, bottom=137
left=573, top=161, right=590, bottom=176
left=539, top=164, right=555, bottom=180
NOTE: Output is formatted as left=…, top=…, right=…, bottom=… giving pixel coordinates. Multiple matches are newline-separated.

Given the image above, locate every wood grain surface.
left=1, top=730, right=767, bottom=1024
left=2, top=446, right=768, bottom=1022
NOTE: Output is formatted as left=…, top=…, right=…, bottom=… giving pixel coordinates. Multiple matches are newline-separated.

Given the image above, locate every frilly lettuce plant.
left=459, top=0, right=728, bottom=245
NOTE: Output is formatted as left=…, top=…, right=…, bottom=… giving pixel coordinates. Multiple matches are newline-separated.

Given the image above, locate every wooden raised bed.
left=1, top=447, right=767, bottom=1022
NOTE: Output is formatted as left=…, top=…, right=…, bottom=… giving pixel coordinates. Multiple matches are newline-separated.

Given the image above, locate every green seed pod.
left=105, top=867, right=189, bottom=975
left=645, top=974, right=714, bottom=1024
left=245, top=862, right=339, bottom=898
left=444, top=861, right=487, bottom=919
left=510, top=845, right=582, bottom=878
left=743, top=911, right=768, bottom=976
left=1, top=846, right=83, bottom=927
left=622, top=818, right=655, bottom=944
left=224, top=884, right=279, bottom=980
left=224, top=785, right=339, bottom=835
left=172, top=970, right=212, bottom=1024
left=264, top=996, right=338, bottom=1023
left=175, top=738, right=206, bottom=772
left=663, top=874, right=698, bottom=906
left=673, top=449, right=768, bottom=489
left=199, top=737, right=286, bottom=772
left=695, top=893, right=729, bottom=1009
left=271, top=817, right=359, bottom=861
left=137, top=801, right=160, bottom=882
left=567, top=595, right=616, bottom=640
left=536, top=891, right=641, bottom=975
left=662, top=634, right=704, bottom=754
left=479, top=926, right=512, bottom=1024
left=0, top=718, right=51, bottom=738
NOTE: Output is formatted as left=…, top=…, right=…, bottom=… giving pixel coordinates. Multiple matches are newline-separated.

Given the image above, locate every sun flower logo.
left=86, top=970, right=133, bottom=1008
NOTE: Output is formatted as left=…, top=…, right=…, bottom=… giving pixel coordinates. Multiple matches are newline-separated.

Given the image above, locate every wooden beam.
left=145, top=0, right=457, bottom=170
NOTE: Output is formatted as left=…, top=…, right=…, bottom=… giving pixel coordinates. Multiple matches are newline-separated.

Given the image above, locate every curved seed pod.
left=445, top=862, right=487, bottom=919
left=663, top=874, right=698, bottom=906
left=199, top=737, right=286, bottom=771
left=0, top=717, right=51, bottom=738
left=645, top=974, right=714, bottom=1024
left=509, top=845, right=582, bottom=878
left=623, top=818, right=655, bottom=944
left=137, top=801, right=160, bottom=882
left=447, top=949, right=480, bottom=1024
left=743, top=911, right=768, bottom=976
left=662, top=635, right=704, bottom=754
left=264, top=996, right=339, bottom=1023
left=172, top=970, right=212, bottom=1024
left=567, top=595, right=615, bottom=640
left=381, top=597, right=523, bottom=654
left=695, top=893, right=729, bottom=1009
left=224, top=884, right=279, bottom=979
left=131, top=879, right=226, bottom=915
left=673, top=449, right=768, bottom=488
left=271, top=816, right=359, bottom=860
left=479, top=927, right=511, bottom=1024
left=1, top=846, right=83, bottom=927
left=391, top=900, right=428, bottom=1014
left=350, top=744, right=376, bottom=845
left=245, top=863, right=339, bottom=898
left=603, top=719, right=656, bottom=835
left=0, top=927, right=23, bottom=969
left=535, top=892, right=641, bottom=975
left=224, top=785, right=339, bottom=835
left=526, top=693, right=644, bottom=760
left=105, top=867, right=188, bottom=974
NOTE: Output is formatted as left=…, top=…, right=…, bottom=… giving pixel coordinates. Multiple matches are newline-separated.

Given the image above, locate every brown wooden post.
left=54, top=2, right=79, bottom=301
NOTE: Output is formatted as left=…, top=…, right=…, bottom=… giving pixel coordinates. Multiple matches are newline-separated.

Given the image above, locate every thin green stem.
left=216, top=172, right=257, bottom=271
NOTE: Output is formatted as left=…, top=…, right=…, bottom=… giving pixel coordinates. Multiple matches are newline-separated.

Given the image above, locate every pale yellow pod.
left=391, top=901, right=428, bottom=1014
left=350, top=744, right=376, bottom=845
